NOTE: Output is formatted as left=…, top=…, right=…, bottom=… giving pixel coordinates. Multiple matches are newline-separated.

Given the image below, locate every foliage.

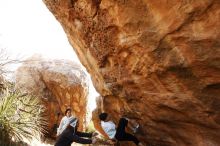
left=0, top=48, right=26, bottom=84
left=86, top=121, right=96, bottom=133
left=0, top=89, right=48, bottom=145
left=0, top=48, right=48, bottom=145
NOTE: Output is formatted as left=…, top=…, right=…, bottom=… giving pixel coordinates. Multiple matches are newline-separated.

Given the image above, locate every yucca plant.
left=0, top=89, right=48, bottom=145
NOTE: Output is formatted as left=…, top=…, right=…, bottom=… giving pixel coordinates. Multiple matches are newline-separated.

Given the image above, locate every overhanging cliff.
left=43, top=0, right=220, bottom=145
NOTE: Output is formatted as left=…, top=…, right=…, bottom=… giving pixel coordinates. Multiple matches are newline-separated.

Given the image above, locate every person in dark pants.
left=57, top=108, right=72, bottom=136
left=99, top=113, right=144, bottom=146
left=55, top=117, right=97, bottom=146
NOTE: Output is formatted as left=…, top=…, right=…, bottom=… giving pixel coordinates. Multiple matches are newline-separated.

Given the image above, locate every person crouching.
left=55, top=117, right=96, bottom=146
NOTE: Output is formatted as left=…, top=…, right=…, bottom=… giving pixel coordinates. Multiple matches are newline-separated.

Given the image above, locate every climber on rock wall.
left=99, top=113, right=144, bottom=146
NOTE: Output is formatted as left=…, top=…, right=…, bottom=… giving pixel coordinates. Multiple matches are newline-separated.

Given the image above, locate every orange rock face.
left=15, top=56, right=88, bottom=137
left=92, top=96, right=109, bottom=139
left=43, top=0, right=220, bottom=145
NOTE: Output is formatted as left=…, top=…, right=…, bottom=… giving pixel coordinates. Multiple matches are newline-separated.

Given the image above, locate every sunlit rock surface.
left=44, top=0, right=220, bottom=145
left=92, top=96, right=109, bottom=139
left=15, top=56, right=88, bottom=137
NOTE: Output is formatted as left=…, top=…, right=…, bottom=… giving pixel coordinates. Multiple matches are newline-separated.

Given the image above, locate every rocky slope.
left=15, top=56, right=88, bottom=137
left=43, top=0, right=220, bottom=145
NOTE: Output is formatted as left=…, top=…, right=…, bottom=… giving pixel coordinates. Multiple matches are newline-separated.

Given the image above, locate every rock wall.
left=15, top=56, right=88, bottom=137
left=91, top=96, right=109, bottom=139
left=43, top=0, right=220, bottom=145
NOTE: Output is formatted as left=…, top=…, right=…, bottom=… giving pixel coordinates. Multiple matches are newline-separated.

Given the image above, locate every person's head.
left=99, top=113, right=108, bottom=121
left=65, top=108, right=71, bottom=117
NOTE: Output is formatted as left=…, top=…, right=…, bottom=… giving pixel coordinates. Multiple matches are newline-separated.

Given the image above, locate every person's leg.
left=72, top=134, right=93, bottom=144
left=116, top=132, right=140, bottom=146
left=116, top=118, right=142, bottom=145
left=116, top=117, right=128, bottom=133
left=75, top=131, right=93, bottom=138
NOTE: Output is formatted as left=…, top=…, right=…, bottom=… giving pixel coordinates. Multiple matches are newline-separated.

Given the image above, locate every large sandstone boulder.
left=43, top=0, right=220, bottom=145
left=15, top=56, right=88, bottom=137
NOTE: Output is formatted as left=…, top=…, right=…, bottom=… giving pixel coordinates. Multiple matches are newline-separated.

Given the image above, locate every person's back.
left=99, top=113, right=116, bottom=139
left=101, top=120, right=116, bottom=139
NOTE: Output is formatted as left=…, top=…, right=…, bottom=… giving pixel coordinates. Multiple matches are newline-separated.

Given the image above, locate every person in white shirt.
left=55, top=117, right=97, bottom=146
left=99, top=113, right=144, bottom=146
left=100, top=117, right=116, bottom=139
left=57, top=108, right=73, bottom=136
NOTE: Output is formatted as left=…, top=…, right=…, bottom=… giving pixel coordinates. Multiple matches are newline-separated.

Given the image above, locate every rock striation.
left=15, top=56, right=88, bottom=137
left=43, top=0, right=220, bottom=145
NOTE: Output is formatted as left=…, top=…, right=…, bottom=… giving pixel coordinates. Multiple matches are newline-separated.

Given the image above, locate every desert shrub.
left=0, top=89, right=47, bottom=145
